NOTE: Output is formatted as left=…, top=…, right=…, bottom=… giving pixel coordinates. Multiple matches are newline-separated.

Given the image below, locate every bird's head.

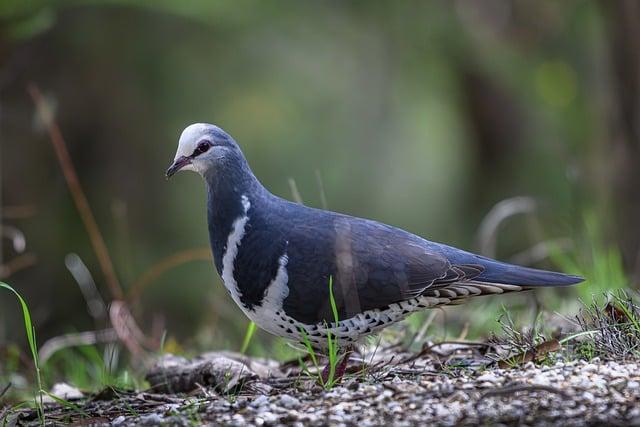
left=166, top=123, right=241, bottom=178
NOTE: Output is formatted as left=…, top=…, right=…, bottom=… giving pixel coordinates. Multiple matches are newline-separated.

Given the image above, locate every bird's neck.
left=204, top=162, right=267, bottom=274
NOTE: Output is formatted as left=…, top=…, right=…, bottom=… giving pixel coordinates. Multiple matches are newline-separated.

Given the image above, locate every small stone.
left=138, top=413, right=165, bottom=425
left=610, top=378, right=627, bottom=391
left=231, top=414, right=246, bottom=424
left=476, top=373, right=499, bottom=383
left=261, top=412, right=279, bottom=423
left=43, top=383, right=84, bottom=403
left=278, top=394, right=301, bottom=409
left=251, top=395, right=270, bottom=408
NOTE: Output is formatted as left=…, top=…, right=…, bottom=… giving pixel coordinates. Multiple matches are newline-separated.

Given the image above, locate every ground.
left=4, top=343, right=640, bottom=426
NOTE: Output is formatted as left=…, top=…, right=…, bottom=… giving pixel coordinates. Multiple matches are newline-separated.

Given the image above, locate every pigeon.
left=166, top=123, right=583, bottom=348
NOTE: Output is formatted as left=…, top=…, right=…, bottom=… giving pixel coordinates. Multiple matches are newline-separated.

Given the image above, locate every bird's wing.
left=283, top=214, right=485, bottom=324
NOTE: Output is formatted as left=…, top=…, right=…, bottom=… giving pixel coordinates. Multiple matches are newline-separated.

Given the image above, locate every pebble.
left=138, top=413, right=165, bottom=425
left=476, top=373, right=499, bottom=383
left=278, top=394, right=301, bottom=409
left=250, top=395, right=269, bottom=408
left=43, top=383, right=84, bottom=402
left=111, top=415, right=126, bottom=425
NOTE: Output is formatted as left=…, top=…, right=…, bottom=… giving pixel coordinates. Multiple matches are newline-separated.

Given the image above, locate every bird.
left=166, top=123, right=583, bottom=349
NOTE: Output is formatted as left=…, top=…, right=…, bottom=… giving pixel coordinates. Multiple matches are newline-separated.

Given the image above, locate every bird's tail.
left=434, top=243, right=584, bottom=288
left=472, top=256, right=583, bottom=287
left=422, top=258, right=583, bottom=305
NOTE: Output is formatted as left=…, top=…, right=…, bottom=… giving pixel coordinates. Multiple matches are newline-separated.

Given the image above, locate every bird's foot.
left=321, top=349, right=352, bottom=386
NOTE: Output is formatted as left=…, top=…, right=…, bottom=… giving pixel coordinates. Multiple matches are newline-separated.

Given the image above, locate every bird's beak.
left=165, top=156, right=191, bottom=179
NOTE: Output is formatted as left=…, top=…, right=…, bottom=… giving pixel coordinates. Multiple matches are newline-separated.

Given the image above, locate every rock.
left=145, top=353, right=260, bottom=393
left=42, top=383, right=84, bottom=402
left=111, top=415, right=126, bottom=425
left=250, top=394, right=270, bottom=408
left=138, top=413, right=165, bottom=425
left=278, top=394, right=301, bottom=409
left=476, top=372, right=499, bottom=383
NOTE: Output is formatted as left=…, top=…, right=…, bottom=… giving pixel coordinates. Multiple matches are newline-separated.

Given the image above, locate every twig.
left=495, top=338, right=561, bottom=369
left=400, top=341, right=493, bottom=365
left=127, top=247, right=211, bottom=302
left=476, top=196, right=537, bottom=257
left=479, top=384, right=568, bottom=401
left=28, top=83, right=123, bottom=300
left=407, top=310, right=439, bottom=348
left=110, top=301, right=156, bottom=363
left=0, top=253, right=37, bottom=279
left=0, top=382, right=11, bottom=399
left=65, top=253, right=107, bottom=322
left=39, top=329, right=118, bottom=364
left=457, top=322, right=470, bottom=341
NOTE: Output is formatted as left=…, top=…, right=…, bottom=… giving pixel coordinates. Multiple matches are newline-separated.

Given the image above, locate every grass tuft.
left=572, top=290, right=640, bottom=359
left=487, top=307, right=554, bottom=367
left=1, top=282, right=44, bottom=424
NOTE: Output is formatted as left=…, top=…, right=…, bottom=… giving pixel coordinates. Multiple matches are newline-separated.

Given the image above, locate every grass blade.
left=240, top=321, right=257, bottom=354
left=0, top=282, right=44, bottom=424
left=328, top=276, right=339, bottom=326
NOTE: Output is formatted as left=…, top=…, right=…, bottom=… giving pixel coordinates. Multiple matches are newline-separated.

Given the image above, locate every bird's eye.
left=193, top=140, right=211, bottom=156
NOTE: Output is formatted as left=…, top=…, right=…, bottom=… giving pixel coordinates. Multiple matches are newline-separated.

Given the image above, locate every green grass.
left=1, top=282, right=44, bottom=424
left=42, top=346, right=142, bottom=392
left=0, top=282, right=145, bottom=426
left=551, top=212, right=628, bottom=299
left=240, top=321, right=257, bottom=354
left=298, top=276, right=342, bottom=390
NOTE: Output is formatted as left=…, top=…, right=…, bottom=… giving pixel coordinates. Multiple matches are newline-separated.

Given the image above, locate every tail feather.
left=474, top=259, right=583, bottom=287
left=433, top=243, right=584, bottom=288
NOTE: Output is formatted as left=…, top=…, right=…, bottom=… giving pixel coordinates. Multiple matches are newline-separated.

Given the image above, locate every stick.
left=27, top=84, right=123, bottom=300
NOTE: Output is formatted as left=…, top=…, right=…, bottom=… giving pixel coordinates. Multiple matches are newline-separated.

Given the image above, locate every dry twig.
left=0, top=253, right=37, bottom=279
left=39, top=329, right=119, bottom=364
left=128, top=247, right=211, bottom=303
left=28, top=83, right=123, bottom=300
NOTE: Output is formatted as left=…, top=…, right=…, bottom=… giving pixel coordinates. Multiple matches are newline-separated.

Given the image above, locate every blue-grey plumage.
left=167, top=123, right=583, bottom=346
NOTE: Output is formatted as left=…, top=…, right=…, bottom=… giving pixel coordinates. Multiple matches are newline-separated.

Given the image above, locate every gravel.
left=6, top=351, right=640, bottom=426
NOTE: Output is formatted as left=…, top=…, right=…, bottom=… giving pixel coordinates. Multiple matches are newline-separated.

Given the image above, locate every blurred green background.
left=1, top=0, right=639, bottom=387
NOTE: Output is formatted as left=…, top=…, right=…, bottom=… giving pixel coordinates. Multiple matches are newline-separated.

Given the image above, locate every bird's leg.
left=321, top=346, right=353, bottom=385
left=334, top=348, right=352, bottom=379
